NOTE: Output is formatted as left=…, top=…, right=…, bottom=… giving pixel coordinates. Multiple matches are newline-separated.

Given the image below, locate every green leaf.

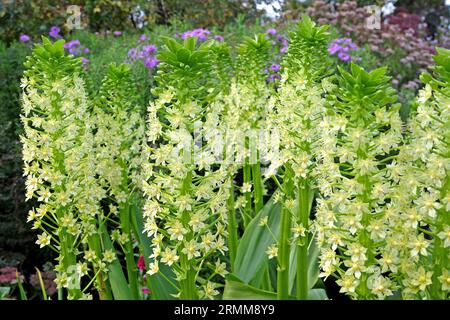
left=99, top=223, right=134, bottom=300
left=223, top=275, right=279, bottom=300
left=306, top=237, right=320, bottom=289
left=224, top=275, right=327, bottom=300
left=176, top=48, right=191, bottom=64
left=308, top=288, right=328, bottom=300
left=0, top=287, right=11, bottom=299
left=233, top=199, right=281, bottom=284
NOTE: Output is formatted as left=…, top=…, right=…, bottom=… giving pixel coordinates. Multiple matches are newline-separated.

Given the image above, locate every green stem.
left=277, top=206, right=291, bottom=300
left=277, top=166, right=294, bottom=299
left=88, top=231, right=113, bottom=300
left=179, top=171, right=198, bottom=300
left=296, top=179, right=311, bottom=300
left=243, top=163, right=252, bottom=227
left=252, top=161, right=263, bottom=214
left=227, top=181, right=238, bottom=272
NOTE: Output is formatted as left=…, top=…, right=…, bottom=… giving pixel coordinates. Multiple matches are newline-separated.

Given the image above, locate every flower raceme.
left=143, top=36, right=233, bottom=299
left=22, top=38, right=151, bottom=300
left=314, top=63, right=404, bottom=299
left=391, top=48, right=450, bottom=299
left=20, top=19, right=449, bottom=301
left=21, top=38, right=98, bottom=299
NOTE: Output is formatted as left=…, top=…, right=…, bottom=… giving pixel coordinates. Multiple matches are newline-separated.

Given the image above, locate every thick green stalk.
left=277, top=207, right=292, bottom=299
left=227, top=181, right=238, bottom=271
left=296, top=179, right=311, bottom=300
left=87, top=232, right=113, bottom=300
left=243, top=163, right=252, bottom=227
left=179, top=171, right=198, bottom=300
left=252, top=161, right=264, bottom=214
left=58, top=209, right=82, bottom=299
left=277, top=167, right=294, bottom=299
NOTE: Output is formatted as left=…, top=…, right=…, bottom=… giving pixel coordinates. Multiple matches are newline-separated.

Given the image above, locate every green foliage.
left=155, top=36, right=215, bottom=102
left=335, top=63, right=398, bottom=123
left=236, top=33, right=271, bottom=83
left=285, top=16, right=332, bottom=78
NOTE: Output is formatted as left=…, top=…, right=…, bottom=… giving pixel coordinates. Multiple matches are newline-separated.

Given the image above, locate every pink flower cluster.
left=0, top=267, right=20, bottom=285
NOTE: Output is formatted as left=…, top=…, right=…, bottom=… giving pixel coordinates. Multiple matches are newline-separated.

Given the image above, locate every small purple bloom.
left=49, top=26, right=61, bottom=39
left=338, top=52, right=352, bottom=62
left=213, top=35, right=224, bottom=42
left=280, top=46, right=288, bottom=55
left=328, top=37, right=358, bottom=62
left=83, top=48, right=90, bottom=54
left=142, top=44, right=157, bottom=56
left=144, top=56, right=159, bottom=69
left=328, top=43, right=341, bottom=55
left=267, top=74, right=281, bottom=82
left=182, top=28, right=210, bottom=42
left=139, top=34, right=147, bottom=43
left=269, top=63, right=281, bottom=72
left=63, top=39, right=80, bottom=49
left=64, top=40, right=81, bottom=55
left=20, top=34, right=30, bottom=43
left=80, top=57, right=90, bottom=65
left=113, top=31, right=122, bottom=37
left=128, top=48, right=138, bottom=60
left=266, top=28, right=277, bottom=36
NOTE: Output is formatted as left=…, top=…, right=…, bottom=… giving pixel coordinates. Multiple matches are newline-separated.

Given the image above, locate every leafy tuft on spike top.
left=23, top=37, right=82, bottom=82
left=154, top=36, right=215, bottom=103
left=208, top=41, right=234, bottom=94
left=334, top=63, right=398, bottom=125
left=236, top=34, right=271, bottom=83
left=284, top=16, right=332, bottom=79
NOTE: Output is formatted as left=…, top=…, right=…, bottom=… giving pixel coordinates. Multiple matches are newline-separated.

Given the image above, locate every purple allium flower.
left=142, top=44, right=157, bottom=56
left=20, top=34, right=30, bottom=43
left=113, top=31, right=122, bottom=37
left=182, top=28, right=211, bottom=42
left=338, top=52, right=352, bottom=62
left=269, top=63, right=281, bottom=72
left=128, top=48, right=138, bottom=60
left=328, top=43, right=341, bottom=55
left=139, top=34, right=147, bottom=43
left=64, top=40, right=81, bottom=55
left=213, top=35, right=224, bottom=42
left=144, top=56, right=159, bottom=69
left=49, top=26, right=61, bottom=39
left=83, top=47, right=90, bottom=54
left=329, top=37, right=358, bottom=62
left=266, top=28, right=277, bottom=36
left=280, top=46, right=288, bottom=55
left=267, top=74, right=281, bottom=82
left=63, top=39, right=80, bottom=49
left=80, top=57, right=89, bottom=65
